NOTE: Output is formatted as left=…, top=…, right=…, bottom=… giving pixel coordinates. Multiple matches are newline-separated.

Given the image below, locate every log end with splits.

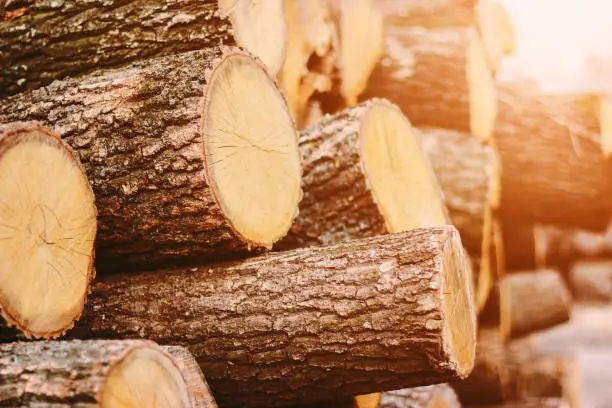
left=0, top=340, right=195, bottom=408
left=203, top=49, right=302, bottom=250
left=0, top=123, right=96, bottom=339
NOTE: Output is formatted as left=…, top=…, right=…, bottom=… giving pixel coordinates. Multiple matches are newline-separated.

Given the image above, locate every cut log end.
left=229, top=0, right=287, bottom=75
left=0, top=124, right=96, bottom=339
left=203, top=51, right=302, bottom=249
left=443, top=231, right=477, bottom=378
left=468, top=32, right=498, bottom=140
left=361, top=101, right=449, bottom=232
left=100, top=347, right=191, bottom=408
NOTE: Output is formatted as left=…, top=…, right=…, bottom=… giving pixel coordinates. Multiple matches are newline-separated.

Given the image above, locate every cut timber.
left=79, top=227, right=476, bottom=408
left=0, top=49, right=302, bottom=268
left=378, top=385, right=461, bottom=408
left=570, top=260, right=612, bottom=302
left=163, top=346, right=219, bottom=408
left=504, top=270, right=572, bottom=339
left=0, top=123, right=96, bottom=339
left=495, top=86, right=612, bottom=230
left=452, top=328, right=510, bottom=404
left=0, top=0, right=286, bottom=96
left=361, top=26, right=497, bottom=140
left=282, top=99, right=449, bottom=248
left=0, top=340, right=191, bottom=407
left=374, top=0, right=514, bottom=73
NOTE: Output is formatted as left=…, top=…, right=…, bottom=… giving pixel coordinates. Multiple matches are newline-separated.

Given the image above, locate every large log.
left=361, top=24, right=497, bottom=140
left=504, top=270, right=572, bottom=339
left=281, top=99, right=449, bottom=248
left=0, top=123, right=96, bottom=339
left=495, top=86, right=612, bottom=230
left=77, top=226, right=476, bottom=407
left=0, top=340, right=192, bottom=407
left=0, top=0, right=287, bottom=96
left=0, top=48, right=302, bottom=269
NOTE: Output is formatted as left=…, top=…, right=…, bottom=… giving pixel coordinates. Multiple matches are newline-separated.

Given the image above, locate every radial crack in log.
left=0, top=123, right=96, bottom=339
left=76, top=226, right=476, bottom=407
left=281, top=99, right=449, bottom=248
left=0, top=340, right=191, bottom=407
left=0, top=49, right=302, bottom=269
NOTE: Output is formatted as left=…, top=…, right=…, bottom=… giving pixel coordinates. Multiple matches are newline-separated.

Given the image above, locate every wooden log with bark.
left=0, top=48, right=303, bottom=269
left=281, top=99, right=449, bottom=248
left=0, top=123, right=96, bottom=339
left=0, top=0, right=287, bottom=96
left=75, top=226, right=476, bottom=408
left=0, top=340, right=194, bottom=407
left=503, top=270, right=572, bottom=339
left=495, top=86, right=612, bottom=231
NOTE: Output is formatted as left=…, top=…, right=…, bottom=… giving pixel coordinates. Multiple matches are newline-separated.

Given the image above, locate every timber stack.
left=0, top=0, right=605, bottom=407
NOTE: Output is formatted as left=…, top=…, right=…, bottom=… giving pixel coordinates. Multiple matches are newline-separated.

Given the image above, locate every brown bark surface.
left=379, top=384, right=461, bottom=408
left=0, top=340, right=189, bottom=406
left=77, top=227, right=476, bottom=408
left=0, top=49, right=294, bottom=269
left=495, top=86, right=612, bottom=231
left=163, top=346, right=220, bottom=408
left=0, top=0, right=233, bottom=96
left=504, top=270, right=572, bottom=339
left=452, top=328, right=509, bottom=404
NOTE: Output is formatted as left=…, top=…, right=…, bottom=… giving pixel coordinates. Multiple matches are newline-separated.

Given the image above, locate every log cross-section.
left=77, top=226, right=476, bottom=407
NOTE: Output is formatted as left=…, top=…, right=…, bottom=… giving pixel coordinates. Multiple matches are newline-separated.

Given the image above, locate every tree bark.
left=361, top=24, right=497, bottom=140
left=281, top=100, right=449, bottom=249
left=0, top=122, right=97, bottom=339
left=0, top=340, right=192, bottom=407
left=451, top=327, right=510, bottom=404
left=0, top=0, right=288, bottom=96
left=495, top=86, right=612, bottom=231
left=163, top=346, right=220, bottom=408
left=76, top=227, right=476, bottom=408
left=378, top=385, right=461, bottom=408
left=0, top=48, right=302, bottom=270
left=503, top=270, right=572, bottom=339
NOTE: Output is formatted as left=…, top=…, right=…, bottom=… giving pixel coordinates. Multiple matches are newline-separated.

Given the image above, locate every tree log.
left=452, top=327, right=510, bottom=404
left=0, top=49, right=302, bottom=269
left=503, top=270, right=572, bottom=339
left=569, top=260, right=612, bottom=302
left=0, top=123, right=96, bottom=339
left=0, top=0, right=287, bottom=96
left=495, top=86, right=612, bottom=230
left=163, top=346, right=220, bottom=408
left=281, top=99, right=449, bottom=248
left=76, top=226, right=476, bottom=407
left=0, top=340, right=192, bottom=407
left=361, top=24, right=497, bottom=140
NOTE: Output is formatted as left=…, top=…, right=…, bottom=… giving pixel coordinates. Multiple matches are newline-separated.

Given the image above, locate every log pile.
left=0, top=1, right=605, bottom=408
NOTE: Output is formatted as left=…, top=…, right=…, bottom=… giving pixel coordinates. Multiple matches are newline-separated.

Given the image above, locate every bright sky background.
left=498, top=0, right=612, bottom=93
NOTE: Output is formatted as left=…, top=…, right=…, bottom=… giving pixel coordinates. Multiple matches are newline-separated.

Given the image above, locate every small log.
left=0, top=49, right=302, bottom=269
left=0, top=0, right=287, bottom=96
left=361, top=24, right=497, bottom=140
left=281, top=99, right=449, bottom=248
left=78, top=226, right=476, bottom=407
left=163, top=346, right=219, bottom=408
left=495, top=86, right=612, bottom=231
left=377, top=385, right=461, bottom=408
left=452, top=327, right=510, bottom=404
left=0, top=123, right=96, bottom=339
left=0, top=340, right=192, bottom=407
left=569, top=260, right=612, bottom=302
left=504, top=270, right=572, bottom=339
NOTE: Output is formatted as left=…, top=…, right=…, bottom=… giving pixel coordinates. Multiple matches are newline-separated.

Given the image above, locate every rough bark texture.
left=570, top=260, right=612, bottom=302
left=163, top=346, right=219, bottom=408
left=452, top=328, right=509, bottom=404
left=495, top=86, right=612, bottom=231
left=0, top=339, right=178, bottom=406
left=379, top=384, right=461, bottom=408
left=361, top=26, right=475, bottom=134
left=76, top=227, right=476, bottom=408
left=0, top=0, right=233, bottom=96
left=505, top=270, right=572, bottom=339
left=0, top=48, right=281, bottom=269
left=416, top=127, right=499, bottom=257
